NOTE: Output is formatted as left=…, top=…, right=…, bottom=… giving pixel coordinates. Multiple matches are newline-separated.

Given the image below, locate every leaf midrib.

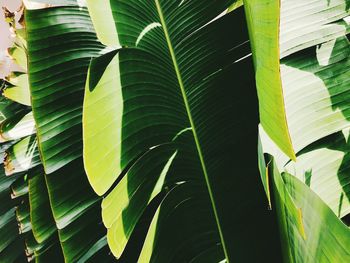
left=154, top=0, right=230, bottom=261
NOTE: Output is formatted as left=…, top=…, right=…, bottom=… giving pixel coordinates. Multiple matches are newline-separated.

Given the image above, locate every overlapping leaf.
left=245, top=0, right=350, bottom=156
left=0, top=18, right=63, bottom=262
left=25, top=5, right=114, bottom=262
left=246, top=0, right=350, bottom=228
left=1, top=8, right=107, bottom=261
left=268, top=158, right=350, bottom=263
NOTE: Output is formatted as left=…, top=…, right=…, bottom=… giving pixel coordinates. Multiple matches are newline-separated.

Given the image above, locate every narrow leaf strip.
left=244, top=0, right=295, bottom=160
left=83, top=51, right=122, bottom=195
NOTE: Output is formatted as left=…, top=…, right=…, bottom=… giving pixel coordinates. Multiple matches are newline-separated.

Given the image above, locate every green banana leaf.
left=245, top=0, right=350, bottom=158
left=28, top=166, right=57, bottom=244
left=1, top=8, right=106, bottom=261
left=0, top=0, right=347, bottom=262
left=0, top=160, right=27, bottom=262
left=268, top=157, right=350, bottom=263
left=0, top=120, right=63, bottom=262
left=244, top=0, right=295, bottom=159
left=25, top=5, right=114, bottom=262
left=28, top=166, right=64, bottom=262
left=246, top=0, right=350, bottom=232
left=0, top=148, right=62, bottom=263
left=0, top=74, right=33, bottom=262
left=14, top=173, right=63, bottom=263
left=0, top=9, right=67, bottom=262
left=83, top=2, right=282, bottom=262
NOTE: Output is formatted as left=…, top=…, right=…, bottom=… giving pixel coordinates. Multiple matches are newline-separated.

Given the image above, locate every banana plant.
left=0, top=0, right=349, bottom=262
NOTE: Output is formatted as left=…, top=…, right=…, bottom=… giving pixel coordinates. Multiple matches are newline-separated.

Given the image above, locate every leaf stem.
left=154, top=1, right=230, bottom=261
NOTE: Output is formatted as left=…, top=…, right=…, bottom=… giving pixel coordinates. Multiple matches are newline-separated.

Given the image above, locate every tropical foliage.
left=0, top=0, right=349, bottom=262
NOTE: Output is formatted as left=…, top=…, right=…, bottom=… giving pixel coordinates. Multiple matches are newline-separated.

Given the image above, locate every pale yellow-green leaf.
left=86, top=0, right=120, bottom=47
left=83, top=53, right=123, bottom=195
left=244, top=0, right=296, bottom=160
